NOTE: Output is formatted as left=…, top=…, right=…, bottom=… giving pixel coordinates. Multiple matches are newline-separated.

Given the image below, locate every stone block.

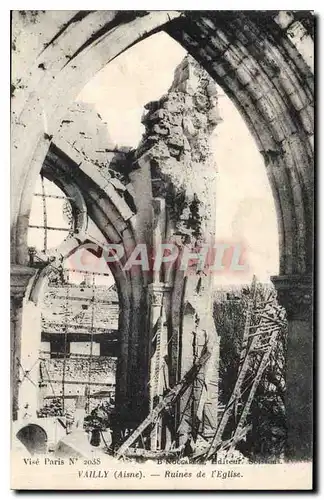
left=308, top=134, right=314, bottom=151
left=206, top=82, right=218, bottom=97
left=79, top=161, right=106, bottom=189
left=163, top=97, right=185, bottom=113
left=234, top=28, right=250, bottom=46
left=280, top=71, right=298, bottom=96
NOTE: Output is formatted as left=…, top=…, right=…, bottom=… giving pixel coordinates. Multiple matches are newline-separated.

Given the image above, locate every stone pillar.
left=147, top=283, right=172, bottom=450
left=18, top=299, right=42, bottom=419
left=271, top=274, right=313, bottom=461
left=10, top=265, right=37, bottom=420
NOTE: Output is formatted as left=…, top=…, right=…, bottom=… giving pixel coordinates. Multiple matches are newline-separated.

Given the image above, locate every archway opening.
left=10, top=10, right=313, bottom=464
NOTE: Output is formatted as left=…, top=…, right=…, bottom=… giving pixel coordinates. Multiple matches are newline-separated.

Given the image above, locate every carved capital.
left=148, top=283, right=172, bottom=307
left=271, top=274, right=313, bottom=321
left=10, top=265, right=37, bottom=305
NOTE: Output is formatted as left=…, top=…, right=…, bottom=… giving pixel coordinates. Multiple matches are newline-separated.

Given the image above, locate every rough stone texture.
left=39, top=282, right=119, bottom=409
left=55, top=101, right=133, bottom=186
left=56, top=102, right=114, bottom=168
left=10, top=10, right=314, bottom=460
left=136, top=55, right=220, bottom=243
left=11, top=11, right=314, bottom=276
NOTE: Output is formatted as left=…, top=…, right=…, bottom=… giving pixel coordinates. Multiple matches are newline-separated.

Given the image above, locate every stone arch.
left=16, top=424, right=48, bottom=455
left=166, top=12, right=313, bottom=276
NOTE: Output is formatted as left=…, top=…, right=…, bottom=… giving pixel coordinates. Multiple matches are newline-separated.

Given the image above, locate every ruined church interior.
left=11, top=11, right=313, bottom=464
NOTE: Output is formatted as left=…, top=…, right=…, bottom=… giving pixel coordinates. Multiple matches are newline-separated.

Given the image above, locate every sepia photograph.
left=10, top=9, right=314, bottom=490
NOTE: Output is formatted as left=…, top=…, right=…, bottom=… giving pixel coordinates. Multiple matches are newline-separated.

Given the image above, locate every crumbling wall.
left=135, top=55, right=221, bottom=444
left=136, top=54, right=221, bottom=242
left=55, top=101, right=133, bottom=186
left=42, top=284, right=119, bottom=332
left=39, top=357, right=116, bottom=415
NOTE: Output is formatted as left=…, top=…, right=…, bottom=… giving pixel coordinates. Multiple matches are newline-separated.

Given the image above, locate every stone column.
left=271, top=274, right=313, bottom=461
left=10, top=265, right=37, bottom=420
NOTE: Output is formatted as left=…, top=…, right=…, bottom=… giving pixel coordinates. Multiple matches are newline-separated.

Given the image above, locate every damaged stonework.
left=57, top=102, right=115, bottom=168
left=134, top=55, right=221, bottom=448
left=13, top=55, right=223, bottom=450
left=136, top=55, right=221, bottom=242
left=56, top=101, right=134, bottom=187
left=10, top=9, right=314, bottom=464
